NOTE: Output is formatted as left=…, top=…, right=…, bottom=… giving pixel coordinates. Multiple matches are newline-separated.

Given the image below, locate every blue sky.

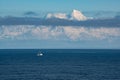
left=0, top=0, right=120, bottom=12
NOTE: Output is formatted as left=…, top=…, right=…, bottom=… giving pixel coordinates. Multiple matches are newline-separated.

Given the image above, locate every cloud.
left=0, top=25, right=120, bottom=41
left=31, top=26, right=64, bottom=40
left=64, top=27, right=86, bottom=40
left=0, top=16, right=120, bottom=27
left=46, top=13, right=68, bottom=19
left=23, top=11, right=38, bottom=16
left=63, top=27, right=120, bottom=40
left=114, top=15, right=120, bottom=19
left=88, top=28, right=120, bottom=39
left=46, top=9, right=87, bottom=21
left=0, top=25, right=33, bottom=39
left=31, top=26, right=51, bottom=39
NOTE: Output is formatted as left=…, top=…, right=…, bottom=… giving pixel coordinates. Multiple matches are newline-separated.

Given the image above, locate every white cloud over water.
left=0, top=25, right=120, bottom=41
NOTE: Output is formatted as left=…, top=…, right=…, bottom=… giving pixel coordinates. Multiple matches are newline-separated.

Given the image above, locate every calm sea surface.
left=0, top=49, right=120, bottom=80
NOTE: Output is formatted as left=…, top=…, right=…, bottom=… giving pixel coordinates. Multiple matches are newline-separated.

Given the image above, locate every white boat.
left=37, top=51, right=43, bottom=56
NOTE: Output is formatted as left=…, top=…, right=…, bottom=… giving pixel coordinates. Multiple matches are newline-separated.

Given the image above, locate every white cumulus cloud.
left=46, top=13, right=68, bottom=19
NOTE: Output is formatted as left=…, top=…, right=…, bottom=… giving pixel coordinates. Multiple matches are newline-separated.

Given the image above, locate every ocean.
left=0, top=49, right=120, bottom=80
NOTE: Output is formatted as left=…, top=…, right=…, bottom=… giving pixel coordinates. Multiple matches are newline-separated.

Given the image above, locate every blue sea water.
left=0, top=49, right=120, bottom=80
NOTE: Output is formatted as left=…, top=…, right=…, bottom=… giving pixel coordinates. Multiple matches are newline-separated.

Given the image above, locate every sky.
left=0, top=0, right=120, bottom=49
left=0, top=0, right=120, bottom=12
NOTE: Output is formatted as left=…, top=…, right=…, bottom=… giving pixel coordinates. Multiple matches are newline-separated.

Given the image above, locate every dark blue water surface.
left=0, top=49, right=120, bottom=80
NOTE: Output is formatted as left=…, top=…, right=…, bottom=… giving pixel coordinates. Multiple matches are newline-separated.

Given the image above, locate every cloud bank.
left=0, top=25, right=120, bottom=41
left=0, top=10, right=120, bottom=27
